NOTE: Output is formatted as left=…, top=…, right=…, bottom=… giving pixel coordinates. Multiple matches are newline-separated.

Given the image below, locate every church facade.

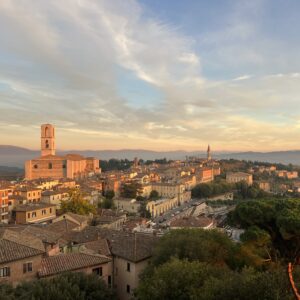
left=25, top=124, right=100, bottom=180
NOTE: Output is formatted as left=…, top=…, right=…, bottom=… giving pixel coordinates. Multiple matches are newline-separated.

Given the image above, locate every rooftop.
left=13, top=203, right=56, bottom=212
left=38, top=253, right=111, bottom=277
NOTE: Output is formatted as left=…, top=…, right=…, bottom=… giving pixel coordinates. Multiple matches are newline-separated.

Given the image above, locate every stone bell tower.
left=41, top=124, right=55, bottom=156
left=207, top=144, right=212, bottom=161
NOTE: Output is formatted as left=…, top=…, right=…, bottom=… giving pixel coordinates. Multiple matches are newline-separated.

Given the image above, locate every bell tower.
left=207, top=144, right=212, bottom=161
left=41, top=124, right=55, bottom=156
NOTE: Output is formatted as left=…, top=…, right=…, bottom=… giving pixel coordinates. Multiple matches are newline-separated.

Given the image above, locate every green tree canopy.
left=61, top=190, right=96, bottom=215
left=104, top=190, right=115, bottom=200
left=3, top=272, right=115, bottom=300
left=149, top=190, right=159, bottom=200
left=136, top=259, right=292, bottom=300
left=228, top=198, right=300, bottom=259
left=148, top=229, right=256, bottom=270
left=120, top=182, right=143, bottom=199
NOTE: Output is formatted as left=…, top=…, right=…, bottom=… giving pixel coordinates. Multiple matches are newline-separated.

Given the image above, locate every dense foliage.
left=146, top=229, right=261, bottom=270
left=136, top=259, right=292, bottom=300
left=191, top=181, right=233, bottom=198
left=100, top=159, right=132, bottom=171
left=120, top=182, right=143, bottom=198
left=136, top=229, right=294, bottom=300
left=61, top=190, right=96, bottom=215
left=228, top=198, right=300, bottom=260
left=0, top=272, right=115, bottom=300
left=192, top=181, right=268, bottom=200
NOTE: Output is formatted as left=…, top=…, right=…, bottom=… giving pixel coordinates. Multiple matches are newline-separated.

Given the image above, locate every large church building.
left=25, top=124, right=100, bottom=180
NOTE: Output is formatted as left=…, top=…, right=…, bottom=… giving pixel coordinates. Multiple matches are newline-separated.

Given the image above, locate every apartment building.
left=12, top=203, right=56, bottom=224
left=0, top=187, right=9, bottom=223
left=14, top=187, right=42, bottom=203
left=226, top=172, right=253, bottom=185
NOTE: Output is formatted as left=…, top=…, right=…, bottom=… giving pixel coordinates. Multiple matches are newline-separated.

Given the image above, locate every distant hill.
left=0, top=165, right=24, bottom=180
left=0, top=145, right=300, bottom=167
left=214, top=151, right=300, bottom=166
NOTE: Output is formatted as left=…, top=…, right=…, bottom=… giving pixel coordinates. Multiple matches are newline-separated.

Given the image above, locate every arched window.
left=48, top=163, right=53, bottom=169
left=45, top=140, right=49, bottom=149
left=45, top=126, right=49, bottom=137
left=34, top=164, right=38, bottom=169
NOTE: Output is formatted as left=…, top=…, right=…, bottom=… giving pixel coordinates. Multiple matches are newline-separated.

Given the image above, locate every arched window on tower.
left=45, top=126, right=49, bottom=137
left=45, top=140, right=49, bottom=149
left=48, top=163, right=52, bottom=169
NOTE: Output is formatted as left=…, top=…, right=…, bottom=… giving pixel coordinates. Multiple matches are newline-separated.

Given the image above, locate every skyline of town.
left=1, top=0, right=300, bottom=151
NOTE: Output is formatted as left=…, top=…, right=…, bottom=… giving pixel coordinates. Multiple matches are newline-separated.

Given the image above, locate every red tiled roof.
left=38, top=253, right=111, bottom=277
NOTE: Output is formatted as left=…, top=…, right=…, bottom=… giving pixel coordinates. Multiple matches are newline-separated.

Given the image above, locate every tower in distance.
left=41, top=124, right=55, bottom=156
left=207, top=144, right=212, bottom=161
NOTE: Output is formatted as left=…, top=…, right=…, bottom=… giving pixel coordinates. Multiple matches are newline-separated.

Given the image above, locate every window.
left=34, top=164, right=38, bottom=169
left=127, top=262, right=130, bottom=272
left=108, top=275, right=112, bottom=286
left=32, top=212, right=36, bottom=218
left=42, top=209, right=46, bottom=215
left=27, top=213, right=30, bottom=219
left=92, top=267, right=102, bottom=276
left=62, top=164, right=66, bottom=169
left=45, top=139, right=49, bottom=148
left=126, top=285, right=131, bottom=294
left=50, top=208, right=52, bottom=213
left=0, top=267, right=10, bottom=277
left=23, top=262, right=33, bottom=273
left=48, top=163, right=52, bottom=169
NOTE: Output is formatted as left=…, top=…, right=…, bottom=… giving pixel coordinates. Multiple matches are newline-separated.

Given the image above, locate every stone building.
left=12, top=203, right=56, bottom=224
left=25, top=124, right=100, bottom=180
left=226, top=172, right=253, bottom=185
left=0, top=186, right=9, bottom=223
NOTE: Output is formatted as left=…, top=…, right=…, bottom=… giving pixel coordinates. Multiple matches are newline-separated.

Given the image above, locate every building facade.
left=25, top=124, right=100, bottom=180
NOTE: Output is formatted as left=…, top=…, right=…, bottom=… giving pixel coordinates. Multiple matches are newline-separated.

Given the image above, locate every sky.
left=1, top=0, right=300, bottom=152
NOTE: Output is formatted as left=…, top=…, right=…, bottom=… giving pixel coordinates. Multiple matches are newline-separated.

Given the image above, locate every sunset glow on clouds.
left=1, top=0, right=300, bottom=151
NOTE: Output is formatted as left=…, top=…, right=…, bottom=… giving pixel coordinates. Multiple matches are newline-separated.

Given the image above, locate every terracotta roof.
left=0, top=240, right=44, bottom=264
left=0, top=229, right=45, bottom=263
left=81, top=239, right=111, bottom=256
left=46, top=219, right=79, bottom=234
left=65, top=154, right=85, bottom=161
left=65, top=212, right=90, bottom=224
left=13, top=203, right=56, bottom=212
left=0, top=228, right=45, bottom=251
left=61, top=226, right=108, bottom=244
left=38, top=253, right=111, bottom=277
left=20, top=226, right=61, bottom=244
left=110, top=233, right=157, bottom=262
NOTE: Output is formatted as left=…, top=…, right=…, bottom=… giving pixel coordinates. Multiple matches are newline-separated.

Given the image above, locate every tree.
left=192, top=183, right=213, bottom=198
left=0, top=284, right=15, bottom=300
left=148, top=229, right=254, bottom=270
left=149, top=190, right=159, bottom=200
left=228, top=198, right=300, bottom=260
left=14, top=272, right=116, bottom=300
left=120, top=182, right=143, bottom=198
left=136, top=259, right=293, bottom=300
left=139, top=201, right=151, bottom=218
left=104, top=190, right=115, bottom=200
left=100, top=198, right=114, bottom=209
left=61, top=190, right=96, bottom=215
left=235, top=181, right=249, bottom=199
left=136, top=259, right=226, bottom=300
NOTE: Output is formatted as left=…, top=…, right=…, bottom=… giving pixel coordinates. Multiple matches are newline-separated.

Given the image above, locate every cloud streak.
left=0, top=0, right=300, bottom=152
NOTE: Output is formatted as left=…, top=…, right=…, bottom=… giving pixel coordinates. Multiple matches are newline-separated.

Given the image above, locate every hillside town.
left=1, top=124, right=300, bottom=299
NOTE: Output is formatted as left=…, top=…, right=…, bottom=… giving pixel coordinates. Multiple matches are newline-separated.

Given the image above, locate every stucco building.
left=25, top=124, right=100, bottom=180
left=226, top=172, right=253, bottom=185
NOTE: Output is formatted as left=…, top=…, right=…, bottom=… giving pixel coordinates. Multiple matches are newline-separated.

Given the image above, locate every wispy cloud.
left=0, top=0, right=300, bottom=151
